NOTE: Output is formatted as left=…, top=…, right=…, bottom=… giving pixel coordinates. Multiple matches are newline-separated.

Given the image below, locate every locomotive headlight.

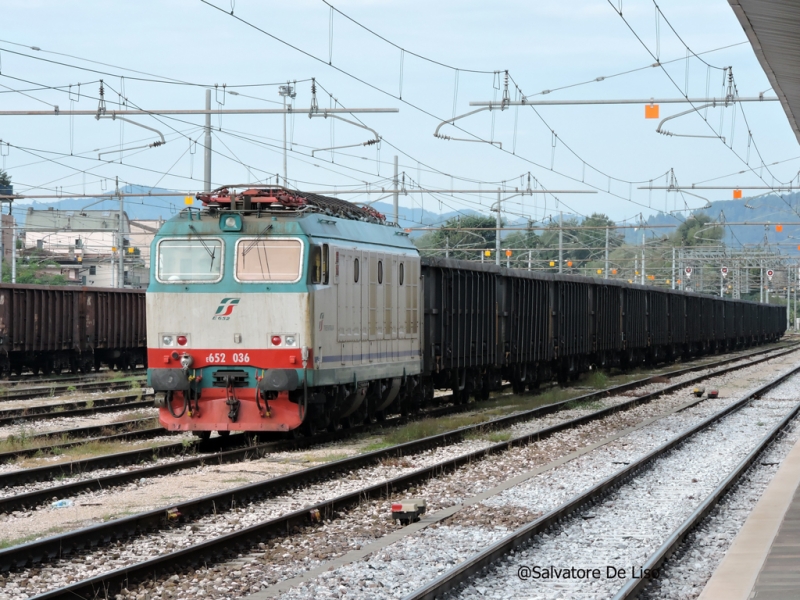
left=162, top=335, right=174, bottom=346
left=285, top=335, right=296, bottom=346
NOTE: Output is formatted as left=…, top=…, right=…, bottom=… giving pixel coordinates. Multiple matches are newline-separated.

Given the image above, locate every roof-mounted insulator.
left=502, top=70, right=510, bottom=108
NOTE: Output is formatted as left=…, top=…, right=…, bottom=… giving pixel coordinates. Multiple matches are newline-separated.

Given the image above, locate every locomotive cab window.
left=235, top=238, right=304, bottom=283
left=378, top=260, right=383, bottom=284
left=399, top=262, right=404, bottom=285
left=354, top=258, right=360, bottom=283
left=157, top=238, right=223, bottom=283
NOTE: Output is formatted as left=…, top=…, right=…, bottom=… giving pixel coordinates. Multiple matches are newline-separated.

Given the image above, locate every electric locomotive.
left=147, top=186, right=422, bottom=436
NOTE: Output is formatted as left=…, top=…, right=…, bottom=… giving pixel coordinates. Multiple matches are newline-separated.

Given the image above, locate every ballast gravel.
left=265, top=376, right=799, bottom=599
left=0, top=350, right=796, bottom=600
left=638, top=378, right=800, bottom=600
left=111, top=358, right=800, bottom=600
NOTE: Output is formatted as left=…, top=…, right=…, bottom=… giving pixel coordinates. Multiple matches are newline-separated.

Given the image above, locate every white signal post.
left=721, top=266, right=728, bottom=297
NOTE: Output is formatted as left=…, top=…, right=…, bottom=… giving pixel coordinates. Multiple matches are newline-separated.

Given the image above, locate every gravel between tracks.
left=93, top=355, right=800, bottom=600
left=0, top=349, right=795, bottom=600
left=244, top=366, right=799, bottom=600
left=637, top=381, right=800, bottom=600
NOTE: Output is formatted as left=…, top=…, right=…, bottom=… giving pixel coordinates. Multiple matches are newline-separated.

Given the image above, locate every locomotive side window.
left=322, top=244, right=329, bottom=284
left=235, top=238, right=304, bottom=282
left=378, top=260, right=383, bottom=284
left=311, top=245, right=329, bottom=284
left=354, top=258, right=360, bottom=283
left=157, top=238, right=223, bottom=283
left=399, top=262, right=404, bottom=286
left=311, top=246, right=322, bottom=284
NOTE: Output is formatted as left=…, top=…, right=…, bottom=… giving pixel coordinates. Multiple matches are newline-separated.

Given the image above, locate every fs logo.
left=213, top=297, right=240, bottom=320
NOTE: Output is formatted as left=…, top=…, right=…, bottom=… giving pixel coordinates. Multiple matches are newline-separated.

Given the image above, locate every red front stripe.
left=148, top=347, right=309, bottom=370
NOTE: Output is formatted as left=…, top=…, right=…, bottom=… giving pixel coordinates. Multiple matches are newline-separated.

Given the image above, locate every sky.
left=1, top=0, right=798, bottom=228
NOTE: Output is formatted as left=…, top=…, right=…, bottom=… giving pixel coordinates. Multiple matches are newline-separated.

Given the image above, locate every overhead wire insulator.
left=309, top=78, right=319, bottom=116
left=96, top=79, right=106, bottom=119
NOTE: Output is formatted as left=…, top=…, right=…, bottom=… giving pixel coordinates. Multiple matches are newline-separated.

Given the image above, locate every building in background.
left=23, top=208, right=162, bottom=287
left=1, top=214, right=14, bottom=264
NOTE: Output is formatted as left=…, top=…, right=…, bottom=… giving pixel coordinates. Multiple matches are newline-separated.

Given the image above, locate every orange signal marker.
left=776, top=224, right=784, bottom=232
left=645, top=104, right=659, bottom=119
left=733, top=189, right=743, bottom=199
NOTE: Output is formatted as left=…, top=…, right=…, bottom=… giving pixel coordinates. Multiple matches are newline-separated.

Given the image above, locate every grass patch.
left=382, top=414, right=491, bottom=446
left=584, top=370, right=609, bottom=389
left=304, top=452, right=350, bottom=463
left=85, top=399, right=94, bottom=409
left=361, top=440, right=394, bottom=453
left=0, top=527, right=69, bottom=550
left=13, top=439, right=171, bottom=466
left=221, top=476, right=250, bottom=483
left=565, top=398, right=605, bottom=410
left=486, top=431, right=512, bottom=443
left=66, top=385, right=77, bottom=393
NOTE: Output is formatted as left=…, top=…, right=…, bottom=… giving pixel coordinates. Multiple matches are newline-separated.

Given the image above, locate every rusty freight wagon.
left=0, top=284, right=146, bottom=376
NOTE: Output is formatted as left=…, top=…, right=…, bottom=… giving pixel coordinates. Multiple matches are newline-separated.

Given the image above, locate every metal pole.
left=720, top=264, right=724, bottom=297
left=528, top=249, right=532, bottom=271
left=671, top=247, right=675, bottom=289
left=641, top=233, right=645, bottom=285
left=604, top=226, right=609, bottom=279
left=393, top=156, right=399, bottom=225
left=282, top=93, right=287, bottom=184
left=794, top=264, right=797, bottom=329
left=787, top=268, right=791, bottom=328
left=10, top=203, right=15, bottom=284
left=117, top=177, right=124, bottom=288
left=760, top=262, right=764, bottom=303
left=204, top=90, right=212, bottom=192
left=470, top=96, right=778, bottom=107
left=558, top=211, right=563, bottom=274
left=496, top=189, right=501, bottom=266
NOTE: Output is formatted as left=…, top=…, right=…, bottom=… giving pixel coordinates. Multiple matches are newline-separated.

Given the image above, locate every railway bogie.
left=147, top=186, right=786, bottom=436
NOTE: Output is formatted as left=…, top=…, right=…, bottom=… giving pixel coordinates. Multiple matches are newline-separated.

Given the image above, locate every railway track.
left=0, top=343, right=793, bottom=514
left=404, top=366, right=800, bottom=600
left=0, top=369, right=146, bottom=386
left=0, top=420, right=174, bottom=464
left=1, top=345, right=796, bottom=599
left=0, top=378, right=146, bottom=402
left=0, top=393, right=152, bottom=426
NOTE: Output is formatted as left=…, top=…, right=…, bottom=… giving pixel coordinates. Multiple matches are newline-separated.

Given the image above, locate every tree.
left=414, top=214, right=500, bottom=259
left=0, top=170, right=10, bottom=186
left=671, top=213, right=723, bottom=246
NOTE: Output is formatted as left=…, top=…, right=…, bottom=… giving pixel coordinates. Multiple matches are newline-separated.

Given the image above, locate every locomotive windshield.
left=235, top=238, right=303, bottom=282
left=157, top=238, right=223, bottom=283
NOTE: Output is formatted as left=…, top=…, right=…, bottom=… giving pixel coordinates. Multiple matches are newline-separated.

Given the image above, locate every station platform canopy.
left=729, top=0, right=800, bottom=144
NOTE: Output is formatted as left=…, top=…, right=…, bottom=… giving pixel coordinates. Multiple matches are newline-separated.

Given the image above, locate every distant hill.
left=637, top=192, right=800, bottom=253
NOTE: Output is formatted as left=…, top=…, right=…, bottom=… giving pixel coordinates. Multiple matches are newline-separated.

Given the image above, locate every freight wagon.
left=0, top=284, right=147, bottom=376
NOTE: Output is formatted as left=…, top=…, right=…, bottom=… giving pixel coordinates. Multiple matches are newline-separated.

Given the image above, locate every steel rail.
left=402, top=367, right=800, bottom=600
left=0, top=380, right=146, bottom=402
left=0, top=397, right=153, bottom=426
left=8, top=347, right=797, bottom=597
left=611, top=400, right=800, bottom=599
left=0, top=344, right=791, bottom=512
left=0, top=425, right=176, bottom=464
left=0, top=370, right=146, bottom=386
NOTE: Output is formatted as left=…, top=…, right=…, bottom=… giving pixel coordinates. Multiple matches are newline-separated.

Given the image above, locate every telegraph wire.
left=606, top=0, right=800, bottom=219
